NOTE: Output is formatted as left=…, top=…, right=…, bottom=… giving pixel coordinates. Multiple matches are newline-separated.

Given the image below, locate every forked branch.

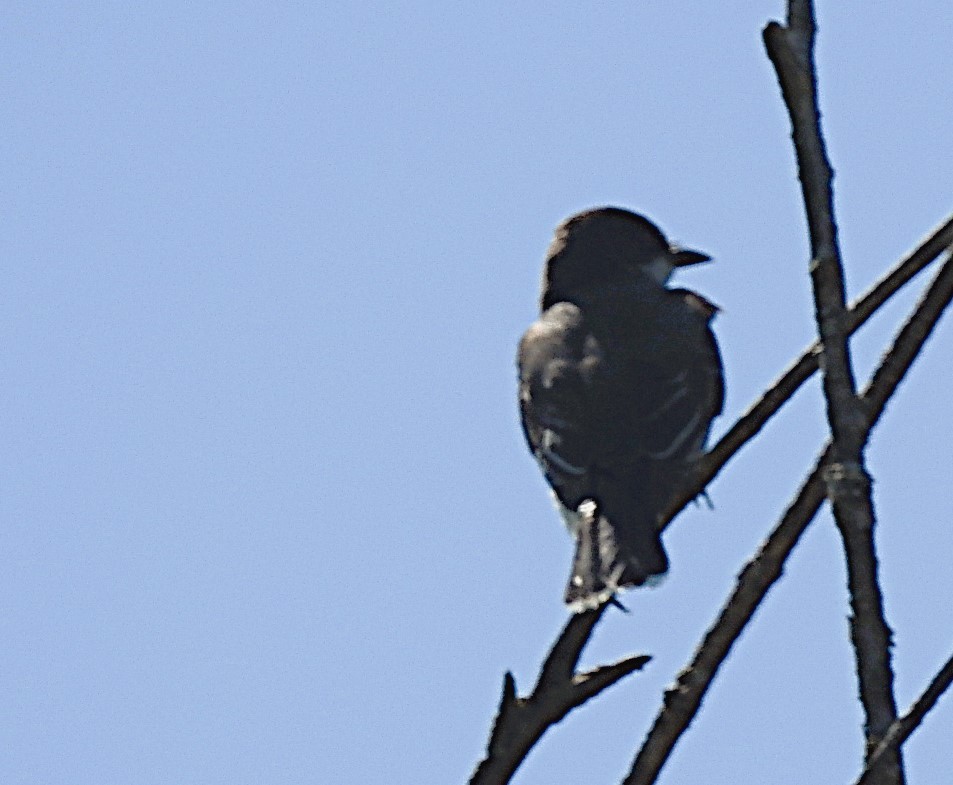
left=469, top=604, right=650, bottom=785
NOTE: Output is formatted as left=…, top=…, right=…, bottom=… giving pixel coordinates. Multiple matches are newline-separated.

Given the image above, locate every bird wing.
left=632, top=289, right=724, bottom=462
left=631, top=342, right=721, bottom=462
left=517, top=302, right=602, bottom=507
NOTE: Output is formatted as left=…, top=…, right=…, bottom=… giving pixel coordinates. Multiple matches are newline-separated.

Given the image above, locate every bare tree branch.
left=661, top=212, right=953, bottom=529
left=623, top=253, right=953, bottom=785
left=764, top=4, right=903, bottom=783
left=468, top=604, right=650, bottom=785
left=764, top=6, right=862, bottom=443
left=856, top=650, right=953, bottom=785
left=625, top=458, right=828, bottom=785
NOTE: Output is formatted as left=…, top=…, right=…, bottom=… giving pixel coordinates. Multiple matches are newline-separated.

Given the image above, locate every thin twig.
left=468, top=604, right=651, bottom=785
left=623, top=253, right=953, bottom=785
left=764, top=4, right=903, bottom=782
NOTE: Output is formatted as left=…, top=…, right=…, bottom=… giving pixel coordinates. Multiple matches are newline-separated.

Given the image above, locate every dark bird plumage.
left=517, top=207, right=724, bottom=611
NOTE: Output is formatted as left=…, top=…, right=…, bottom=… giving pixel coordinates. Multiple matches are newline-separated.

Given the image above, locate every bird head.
left=541, top=207, right=710, bottom=309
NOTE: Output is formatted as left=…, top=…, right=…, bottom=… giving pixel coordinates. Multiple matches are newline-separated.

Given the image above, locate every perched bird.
left=517, top=207, right=724, bottom=611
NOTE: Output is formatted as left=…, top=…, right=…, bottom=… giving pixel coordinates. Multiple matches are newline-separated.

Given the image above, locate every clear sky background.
left=3, top=4, right=952, bottom=785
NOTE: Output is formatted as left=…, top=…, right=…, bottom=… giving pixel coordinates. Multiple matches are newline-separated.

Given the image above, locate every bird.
left=517, top=207, right=724, bottom=611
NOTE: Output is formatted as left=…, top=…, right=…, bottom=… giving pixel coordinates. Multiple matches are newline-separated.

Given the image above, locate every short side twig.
left=468, top=604, right=650, bottom=785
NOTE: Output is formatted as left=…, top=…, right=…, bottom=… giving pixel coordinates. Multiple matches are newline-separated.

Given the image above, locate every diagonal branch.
left=764, top=4, right=903, bottom=783
left=468, top=603, right=650, bottom=785
left=856, top=649, right=953, bottom=785
left=661, top=212, right=953, bottom=529
left=625, top=456, right=828, bottom=785
left=622, top=252, right=953, bottom=785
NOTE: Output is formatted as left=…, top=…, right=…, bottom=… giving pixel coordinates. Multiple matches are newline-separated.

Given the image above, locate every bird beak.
left=670, top=247, right=712, bottom=267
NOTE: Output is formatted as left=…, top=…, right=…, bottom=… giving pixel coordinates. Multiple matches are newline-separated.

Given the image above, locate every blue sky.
left=3, top=4, right=952, bottom=784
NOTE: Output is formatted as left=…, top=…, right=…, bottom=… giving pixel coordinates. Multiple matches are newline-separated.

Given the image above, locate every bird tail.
left=563, top=499, right=669, bottom=612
